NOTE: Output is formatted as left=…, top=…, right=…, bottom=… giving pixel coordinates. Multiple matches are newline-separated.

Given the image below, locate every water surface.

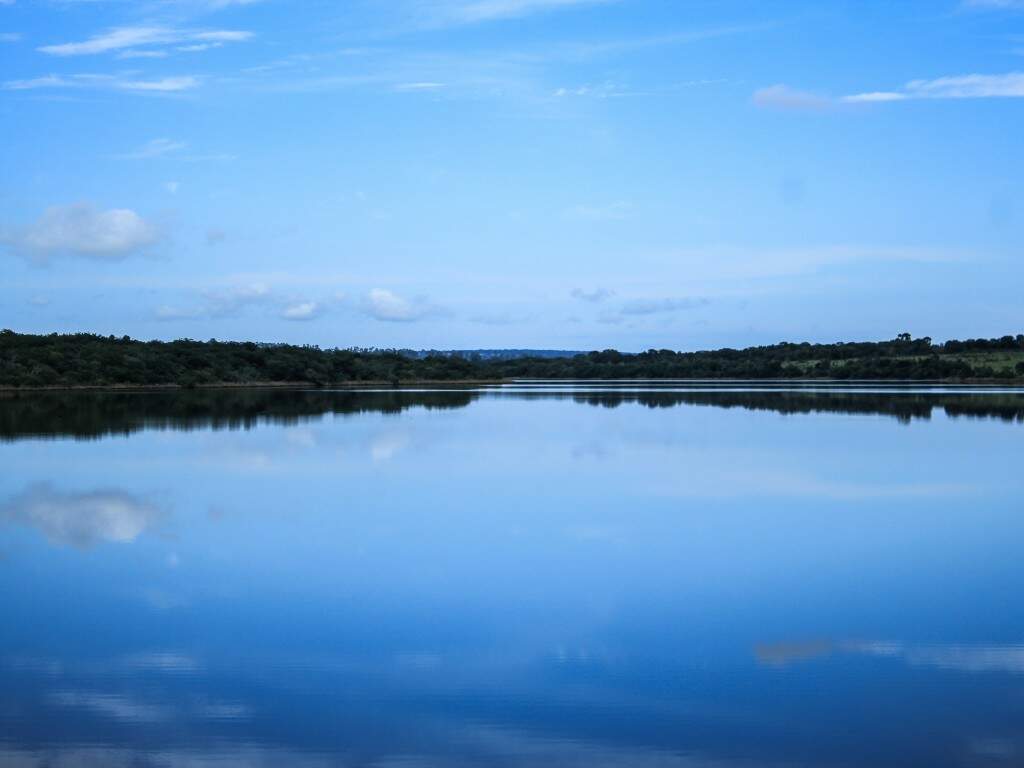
left=1, top=385, right=1023, bottom=767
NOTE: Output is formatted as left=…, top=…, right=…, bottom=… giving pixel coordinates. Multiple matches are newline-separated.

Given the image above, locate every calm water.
left=2, top=385, right=1023, bottom=767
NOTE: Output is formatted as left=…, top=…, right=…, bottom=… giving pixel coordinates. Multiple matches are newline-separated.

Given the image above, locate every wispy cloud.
left=38, top=25, right=252, bottom=57
left=156, top=282, right=330, bottom=322
left=620, top=297, right=709, bottom=316
left=961, top=0, right=1024, bottom=9
left=571, top=287, right=614, bottom=303
left=844, top=72, right=1024, bottom=102
left=3, top=73, right=201, bottom=93
left=119, top=138, right=187, bottom=159
left=417, top=0, right=616, bottom=27
left=753, top=84, right=830, bottom=111
left=2, top=202, right=161, bottom=262
left=756, top=73, right=1024, bottom=110
left=156, top=282, right=272, bottom=319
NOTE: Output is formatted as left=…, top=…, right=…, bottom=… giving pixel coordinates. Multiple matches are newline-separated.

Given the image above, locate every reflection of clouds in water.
left=371, top=432, right=409, bottom=462
left=51, top=691, right=170, bottom=724
left=0, top=484, right=163, bottom=549
left=448, top=723, right=782, bottom=768
left=140, top=587, right=190, bottom=611
left=0, top=747, right=335, bottom=768
left=757, top=640, right=1024, bottom=674
left=0, top=724, right=784, bottom=768
left=285, top=427, right=318, bottom=449
left=660, top=468, right=972, bottom=501
left=123, top=652, right=201, bottom=673
left=51, top=686, right=251, bottom=726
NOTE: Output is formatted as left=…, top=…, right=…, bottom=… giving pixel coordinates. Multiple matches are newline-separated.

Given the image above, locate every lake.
left=1, top=384, right=1023, bottom=767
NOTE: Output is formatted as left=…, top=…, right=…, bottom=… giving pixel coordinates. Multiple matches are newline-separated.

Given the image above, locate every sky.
left=1, top=0, right=1022, bottom=351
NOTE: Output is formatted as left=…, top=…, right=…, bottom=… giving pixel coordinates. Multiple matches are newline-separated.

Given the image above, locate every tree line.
left=1, top=329, right=1022, bottom=388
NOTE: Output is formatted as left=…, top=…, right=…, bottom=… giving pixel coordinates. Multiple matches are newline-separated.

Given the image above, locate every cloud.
left=119, top=76, right=202, bottom=92
left=3, top=73, right=201, bottom=92
left=842, top=91, right=906, bottom=103
left=620, top=297, right=709, bottom=315
left=156, top=282, right=271, bottom=319
left=119, top=138, right=187, bottom=159
left=0, top=32, right=20, bottom=43
left=38, top=25, right=252, bottom=56
left=157, top=282, right=329, bottom=322
left=753, top=84, right=830, bottom=111
left=761, top=72, right=1024, bottom=110
left=117, top=49, right=169, bottom=59
left=1, top=484, right=163, bottom=549
left=362, top=288, right=446, bottom=322
left=962, top=0, right=1024, bottom=8
left=281, top=301, right=321, bottom=321
left=394, top=81, right=445, bottom=91
left=571, top=287, right=614, bottom=303
left=845, top=72, right=1024, bottom=102
left=423, top=0, right=615, bottom=26
left=3, top=202, right=161, bottom=262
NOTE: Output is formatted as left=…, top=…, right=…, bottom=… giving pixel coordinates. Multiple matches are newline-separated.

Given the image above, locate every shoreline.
left=2, top=377, right=1024, bottom=393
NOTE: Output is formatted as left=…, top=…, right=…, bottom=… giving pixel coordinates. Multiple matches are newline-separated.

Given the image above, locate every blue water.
left=1, top=385, right=1023, bottom=767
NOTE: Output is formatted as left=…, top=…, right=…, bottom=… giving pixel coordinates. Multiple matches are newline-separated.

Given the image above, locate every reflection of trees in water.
left=0, top=389, right=476, bottom=442
left=0, top=387, right=1022, bottom=441
left=564, top=391, right=1024, bottom=423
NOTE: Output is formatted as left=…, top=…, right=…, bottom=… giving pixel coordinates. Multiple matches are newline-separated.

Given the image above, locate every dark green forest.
left=2, top=329, right=1023, bottom=388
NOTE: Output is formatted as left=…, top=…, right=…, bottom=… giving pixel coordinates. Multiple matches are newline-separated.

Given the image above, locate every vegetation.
left=1, top=329, right=1023, bottom=389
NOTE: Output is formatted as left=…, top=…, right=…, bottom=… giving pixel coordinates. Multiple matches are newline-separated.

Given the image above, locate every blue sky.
left=1, top=0, right=1022, bottom=350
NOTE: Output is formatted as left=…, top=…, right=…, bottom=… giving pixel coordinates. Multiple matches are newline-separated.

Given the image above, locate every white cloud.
left=753, top=84, right=830, bottom=111
left=120, top=138, right=187, bottom=159
left=3, top=202, right=161, bottom=261
left=842, top=91, right=906, bottom=103
left=281, top=301, right=321, bottom=321
left=962, top=0, right=1024, bottom=8
left=118, top=75, right=201, bottom=92
left=3, top=74, right=70, bottom=90
left=164, top=181, right=181, bottom=194
left=394, top=81, right=445, bottom=91
left=1, top=485, right=163, bottom=549
left=39, top=26, right=252, bottom=56
left=430, top=0, right=615, bottom=25
left=0, top=32, right=20, bottom=43
left=845, top=72, right=1024, bottom=102
left=362, top=288, right=445, bottom=322
left=117, top=48, right=169, bottom=59
left=3, top=73, right=201, bottom=93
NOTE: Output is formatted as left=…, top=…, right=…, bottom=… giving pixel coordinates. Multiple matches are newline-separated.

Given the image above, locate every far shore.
left=3, top=377, right=1024, bottom=393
